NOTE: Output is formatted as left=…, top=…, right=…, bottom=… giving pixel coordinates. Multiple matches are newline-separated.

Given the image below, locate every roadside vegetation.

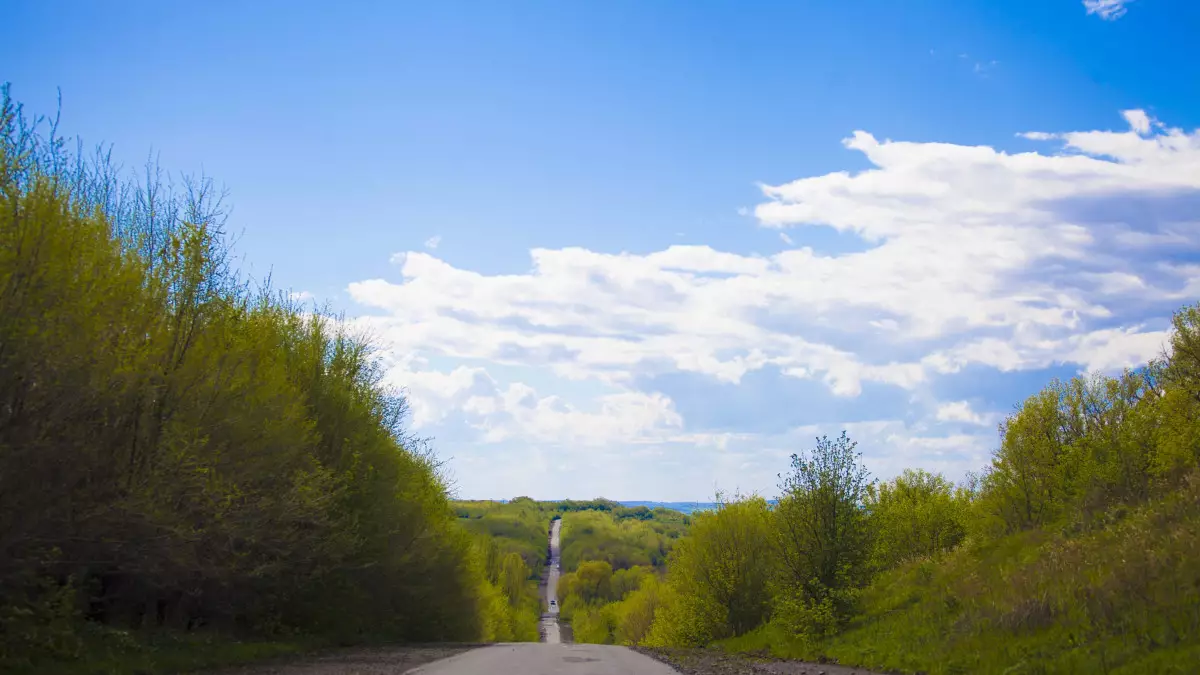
left=0, top=87, right=535, bottom=674
left=454, top=497, right=556, bottom=641
left=559, top=502, right=689, bottom=572
left=551, top=501, right=690, bottom=644
left=576, top=304, right=1200, bottom=674
left=454, top=495, right=692, bottom=646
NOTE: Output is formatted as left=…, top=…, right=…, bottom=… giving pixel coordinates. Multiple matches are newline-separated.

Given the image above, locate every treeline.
left=560, top=508, right=689, bottom=572
left=583, top=304, right=1200, bottom=672
left=456, top=497, right=552, bottom=573
left=552, top=498, right=692, bottom=523
left=0, top=88, right=527, bottom=671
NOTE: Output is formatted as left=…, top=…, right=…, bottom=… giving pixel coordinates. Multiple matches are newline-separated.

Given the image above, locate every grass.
left=718, top=474, right=1200, bottom=674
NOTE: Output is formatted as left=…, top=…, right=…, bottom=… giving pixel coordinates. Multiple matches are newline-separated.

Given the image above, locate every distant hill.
left=618, top=501, right=717, bottom=514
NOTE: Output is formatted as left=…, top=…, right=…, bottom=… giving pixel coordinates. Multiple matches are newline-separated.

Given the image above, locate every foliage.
left=865, top=469, right=969, bottom=570
left=469, top=535, right=540, bottom=642
left=455, top=499, right=553, bottom=574
left=773, top=432, right=874, bottom=623
left=557, top=565, right=666, bottom=646
left=0, top=86, right=511, bottom=671
left=649, top=302, right=1200, bottom=674
left=559, top=508, right=688, bottom=572
left=645, top=496, right=775, bottom=646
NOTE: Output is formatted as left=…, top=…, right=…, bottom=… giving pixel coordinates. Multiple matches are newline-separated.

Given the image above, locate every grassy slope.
left=722, top=473, right=1200, bottom=674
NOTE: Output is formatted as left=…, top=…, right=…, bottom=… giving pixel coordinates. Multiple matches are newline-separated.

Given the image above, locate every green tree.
left=773, top=432, right=873, bottom=621
left=866, top=469, right=966, bottom=569
left=500, top=553, right=529, bottom=607
left=575, top=560, right=614, bottom=603
left=0, top=85, right=507, bottom=666
left=645, top=495, right=774, bottom=645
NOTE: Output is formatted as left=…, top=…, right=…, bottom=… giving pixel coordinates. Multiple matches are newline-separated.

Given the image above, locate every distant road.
left=541, top=518, right=563, bottom=644
left=406, top=643, right=680, bottom=675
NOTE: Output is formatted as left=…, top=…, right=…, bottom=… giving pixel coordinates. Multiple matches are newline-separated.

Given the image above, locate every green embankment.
left=569, top=303, right=1200, bottom=674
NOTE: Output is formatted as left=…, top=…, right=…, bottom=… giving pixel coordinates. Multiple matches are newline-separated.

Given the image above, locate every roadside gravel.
left=198, top=645, right=481, bottom=675
left=634, top=647, right=894, bottom=675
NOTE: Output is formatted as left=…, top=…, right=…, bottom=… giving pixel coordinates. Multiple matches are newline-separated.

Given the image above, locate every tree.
left=0, top=85, right=501, bottom=665
left=500, top=553, right=529, bottom=607
left=773, top=432, right=872, bottom=620
left=645, top=495, right=774, bottom=644
left=575, top=560, right=614, bottom=604
left=866, top=469, right=966, bottom=569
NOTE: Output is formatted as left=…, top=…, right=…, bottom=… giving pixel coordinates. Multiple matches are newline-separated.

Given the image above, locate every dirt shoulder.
left=634, top=647, right=894, bottom=675
left=197, top=645, right=481, bottom=675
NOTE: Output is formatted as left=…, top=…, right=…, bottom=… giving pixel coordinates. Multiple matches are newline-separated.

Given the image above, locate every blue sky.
left=6, top=0, right=1200, bottom=500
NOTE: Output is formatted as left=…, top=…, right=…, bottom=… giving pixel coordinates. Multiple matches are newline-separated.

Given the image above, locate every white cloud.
left=381, top=356, right=683, bottom=446
left=354, top=110, right=1194, bottom=392
left=925, top=326, right=1170, bottom=375
left=289, top=290, right=314, bottom=302
left=348, top=109, right=1199, bottom=496
left=1083, top=0, right=1134, bottom=20
left=469, top=387, right=683, bottom=446
left=1123, top=109, right=1152, bottom=135
left=424, top=235, right=441, bottom=250
left=440, top=417, right=997, bottom=500
left=935, top=401, right=991, bottom=426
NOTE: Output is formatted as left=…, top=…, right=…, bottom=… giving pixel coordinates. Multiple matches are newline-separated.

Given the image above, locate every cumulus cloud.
left=288, top=290, right=314, bottom=302
left=350, top=109, right=1198, bottom=493
left=1083, top=0, right=1134, bottom=20
left=443, top=417, right=996, bottom=500
left=935, top=401, right=990, bottom=426
left=381, top=356, right=683, bottom=446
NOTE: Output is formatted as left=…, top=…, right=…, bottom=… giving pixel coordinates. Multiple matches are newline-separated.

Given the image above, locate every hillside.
left=573, top=303, right=1200, bottom=675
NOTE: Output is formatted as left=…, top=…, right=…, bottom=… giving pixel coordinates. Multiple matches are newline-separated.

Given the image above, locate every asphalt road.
left=541, top=518, right=563, bottom=644
left=406, top=643, right=681, bottom=675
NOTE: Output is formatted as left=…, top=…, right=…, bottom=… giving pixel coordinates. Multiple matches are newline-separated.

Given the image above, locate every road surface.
left=540, top=518, right=563, bottom=643
left=407, top=643, right=681, bottom=675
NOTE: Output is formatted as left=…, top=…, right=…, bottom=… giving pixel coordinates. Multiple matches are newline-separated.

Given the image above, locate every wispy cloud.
left=973, top=60, right=999, bottom=77
left=1083, top=0, right=1135, bottom=20
left=424, top=235, right=441, bottom=250
left=1122, top=109, right=1152, bottom=135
